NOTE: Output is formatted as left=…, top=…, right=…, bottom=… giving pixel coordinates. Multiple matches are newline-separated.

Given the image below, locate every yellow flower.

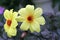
left=4, top=9, right=18, bottom=37
left=17, top=5, right=45, bottom=32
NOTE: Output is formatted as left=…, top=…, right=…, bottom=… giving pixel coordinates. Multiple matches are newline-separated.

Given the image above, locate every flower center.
left=27, top=16, right=33, bottom=22
left=7, top=20, right=12, bottom=26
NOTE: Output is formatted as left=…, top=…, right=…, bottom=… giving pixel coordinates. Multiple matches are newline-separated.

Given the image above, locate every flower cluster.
left=4, top=5, right=45, bottom=37
left=4, top=9, right=18, bottom=37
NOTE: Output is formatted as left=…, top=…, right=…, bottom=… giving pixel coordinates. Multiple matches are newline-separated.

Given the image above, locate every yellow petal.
left=20, top=21, right=30, bottom=31
left=35, top=16, right=45, bottom=25
left=7, top=28, right=17, bottom=37
left=18, top=8, right=25, bottom=14
left=26, top=5, right=34, bottom=13
left=13, top=12, right=18, bottom=19
left=30, top=20, right=40, bottom=32
left=10, top=9, right=13, bottom=15
left=10, top=9, right=13, bottom=13
left=11, top=19, right=18, bottom=28
left=29, top=26, right=34, bottom=32
left=7, top=33, right=11, bottom=38
left=4, top=24, right=9, bottom=32
left=18, top=8, right=28, bottom=17
left=9, top=9, right=14, bottom=19
left=16, top=16, right=25, bottom=22
left=4, top=10, right=11, bottom=19
left=34, top=8, right=43, bottom=18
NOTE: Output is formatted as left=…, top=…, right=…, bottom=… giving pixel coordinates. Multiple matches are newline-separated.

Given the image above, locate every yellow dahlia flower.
left=17, top=5, right=45, bottom=32
left=4, top=9, right=18, bottom=37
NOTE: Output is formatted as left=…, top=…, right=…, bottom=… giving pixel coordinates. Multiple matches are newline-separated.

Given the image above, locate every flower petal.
left=7, top=28, right=17, bottom=37
left=9, top=9, right=14, bottom=19
left=10, top=9, right=13, bottom=13
left=7, top=33, right=11, bottom=37
left=35, top=16, right=45, bottom=25
left=30, top=20, right=40, bottom=32
left=11, top=19, right=18, bottom=28
left=4, top=24, right=9, bottom=32
left=13, top=12, right=18, bottom=19
left=16, top=16, right=25, bottom=22
left=4, top=10, right=11, bottom=19
left=26, top=5, right=34, bottom=13
left=18, top=8, right=28, bottom=17
left=20, top=21, right=30, bottom=31
left=34, top=8, right=43, bottom=18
